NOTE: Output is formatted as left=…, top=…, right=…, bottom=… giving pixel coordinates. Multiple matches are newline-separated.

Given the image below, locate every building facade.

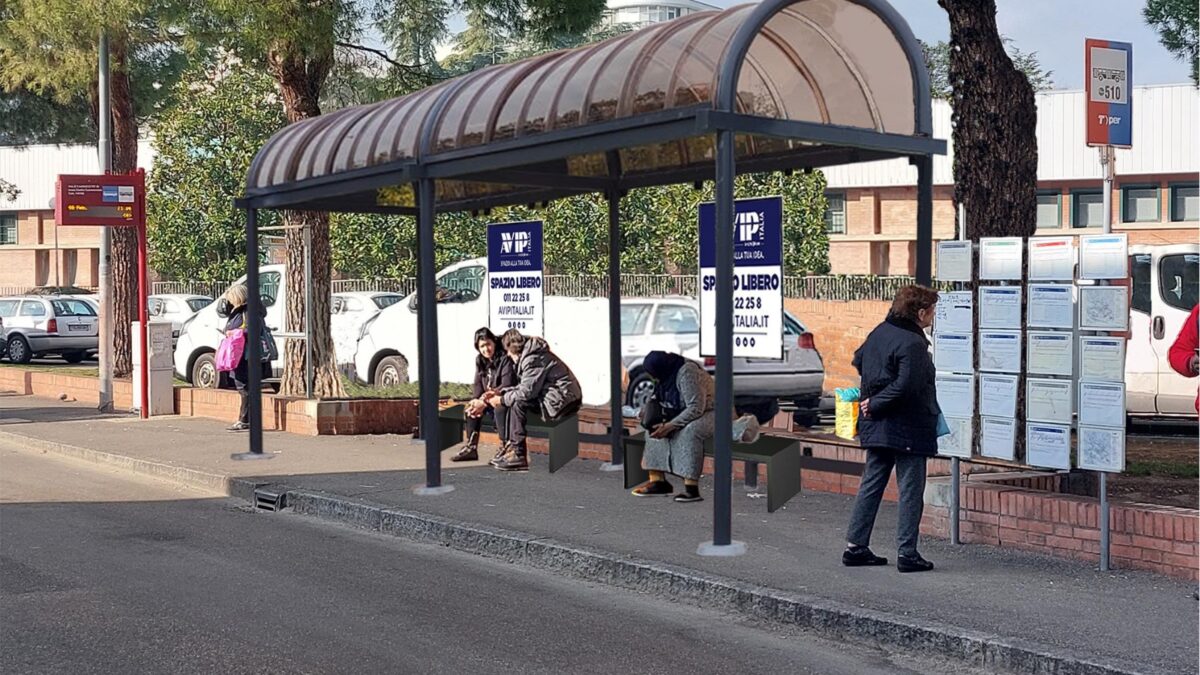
left=0, top=141, right=156, bottom=291
left=602, top=0, right=718, bottom=28
left=822, top=84, right=1199, bottom=276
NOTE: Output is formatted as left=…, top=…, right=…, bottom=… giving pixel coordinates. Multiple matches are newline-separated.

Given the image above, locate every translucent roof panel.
left=247, top=0, right=926, bottom=195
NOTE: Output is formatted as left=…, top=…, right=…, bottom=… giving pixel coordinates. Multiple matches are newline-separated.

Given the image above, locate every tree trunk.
left=940, top=0, right=1038, bottom=239
left=269, top=44, right=343, bottom=398
left=940, top=0, right=1039, bottom=464
left=109, top=37, right=139, bottom=379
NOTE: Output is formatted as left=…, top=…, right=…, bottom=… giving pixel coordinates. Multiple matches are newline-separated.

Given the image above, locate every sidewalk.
left=1, top=393, right=1195, bottom=675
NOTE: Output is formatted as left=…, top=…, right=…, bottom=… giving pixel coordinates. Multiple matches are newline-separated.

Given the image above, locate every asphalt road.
left=0, top=446, right=982, bottom=675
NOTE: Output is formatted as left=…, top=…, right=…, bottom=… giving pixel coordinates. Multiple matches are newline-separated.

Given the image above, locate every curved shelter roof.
left=242, top=0, right=945, bottom=214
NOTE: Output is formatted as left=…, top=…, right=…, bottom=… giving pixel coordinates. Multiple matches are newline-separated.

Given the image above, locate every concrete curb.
left=0, top=429, right=1153, bottom=675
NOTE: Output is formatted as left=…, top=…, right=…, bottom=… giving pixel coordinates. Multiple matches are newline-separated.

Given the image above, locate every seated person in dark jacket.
left=486, top=329, right=582, bottom=472
left=843, top=285, right=940, bottom=574
left=452, top=327, right=517, bottom=463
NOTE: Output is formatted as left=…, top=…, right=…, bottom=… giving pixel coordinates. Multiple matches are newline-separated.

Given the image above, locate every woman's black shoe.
left=897, top=554, right=934, bottom=573
left=451, top=446, right=478, bottom=462
left=631, top=480, right=673, bottom=497
left=673, top=485, right=703, bottom=503
left=842, top=546, right=888, bottom=567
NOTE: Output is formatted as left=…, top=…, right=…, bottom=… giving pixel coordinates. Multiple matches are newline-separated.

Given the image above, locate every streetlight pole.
left=96, top=30, right=114, bottom=413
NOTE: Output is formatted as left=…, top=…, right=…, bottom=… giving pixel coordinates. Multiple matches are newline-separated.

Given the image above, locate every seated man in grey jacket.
left=486, top=329, right=582, bottom=471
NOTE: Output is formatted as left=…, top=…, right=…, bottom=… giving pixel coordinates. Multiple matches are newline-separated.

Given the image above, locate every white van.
left=173, top=265, right=287, bottom=388
left=353, top=258, right=614, bottom=405
left=1127, top=244, right=1198, bottom=418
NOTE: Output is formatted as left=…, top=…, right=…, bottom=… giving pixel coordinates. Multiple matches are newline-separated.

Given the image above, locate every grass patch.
left=1125, top=460, right=1200, bottom=479
left=0, top=362, right=99, bottom=378
left=341, top=377, right=473, bottom=401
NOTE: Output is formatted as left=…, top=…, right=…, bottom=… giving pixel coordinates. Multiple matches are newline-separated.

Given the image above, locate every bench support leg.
left=547, top=416, right=579, bottom=473
left=766, top=445, right=802, bottom=513
left=437, top=420, right=464, bottom=454
left=744, top=460, right=759, bottom=489
left=624, top=442, right=649, bottom=490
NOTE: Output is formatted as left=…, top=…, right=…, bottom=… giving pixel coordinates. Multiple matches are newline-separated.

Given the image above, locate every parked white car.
left=353, top=258, right=613, bottom=404
left=0, top=296, right=99, bottom=363
left=173, top=265, right=287, bottom=388
left=332, top=291, right=404, bottom=370
left=149, top=294, right=213, bottom=339
left=619, top=296, right=825, bottom=422
left=1128, top=244, right=1198, bottom=418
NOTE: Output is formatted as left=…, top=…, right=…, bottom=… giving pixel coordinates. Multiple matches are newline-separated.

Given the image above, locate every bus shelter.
left=237, top=0, right=945, bottom=553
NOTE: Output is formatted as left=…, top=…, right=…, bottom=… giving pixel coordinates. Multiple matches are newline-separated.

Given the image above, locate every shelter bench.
left=437, top=404, right=579, bottom=473
left=621, top=431, right=801, bottom=512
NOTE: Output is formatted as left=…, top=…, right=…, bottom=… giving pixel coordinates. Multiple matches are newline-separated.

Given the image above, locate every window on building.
left=824, top=192, right=846, bottom=234
left=1036, top=190, right=1061, bottom=230
left=0, top=214, right=16, bottom=245
left=1071, top=190, right=1104, bottom=228
left=1170, top=184, right=1199, bottom=222
left=1121, top=185, right=1160, bottom=223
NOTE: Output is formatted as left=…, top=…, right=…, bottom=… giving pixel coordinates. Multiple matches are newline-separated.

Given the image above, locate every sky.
left=721, top=0, right=1191, bottom=89
left=408, top=1, right=1192, bottom=90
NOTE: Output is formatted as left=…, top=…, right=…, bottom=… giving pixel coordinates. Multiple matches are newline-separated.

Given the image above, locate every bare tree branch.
left=334, top=41, right=423, bottom=70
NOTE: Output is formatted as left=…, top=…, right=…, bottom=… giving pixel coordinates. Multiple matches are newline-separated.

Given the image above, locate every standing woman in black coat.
left=844, top=285, right=940, bottom=573
left=221, top=284, right=270, bottom=432
left=452, top=327, right=517, bottom=463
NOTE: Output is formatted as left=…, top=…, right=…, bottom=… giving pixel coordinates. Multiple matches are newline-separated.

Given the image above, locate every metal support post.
left=414, top=179, right=451, bottom=495
left=1098, top=144, right=1115, bottom=570
left=699, top=129, right=745, bottom=557
left=96, top=31, right=114, bottom=413
left=914, top=155, right=934, bottom=286
left=601, top=188, right=624, bottom=472
left=232, top=208, right=271, bottom=460
left=950, top=457, right=961, bottom=544
left=303, top=220, right=313, bottom=399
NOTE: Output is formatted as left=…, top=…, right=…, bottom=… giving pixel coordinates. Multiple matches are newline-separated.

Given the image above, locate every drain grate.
left=254, top=487, right=287, bottom=512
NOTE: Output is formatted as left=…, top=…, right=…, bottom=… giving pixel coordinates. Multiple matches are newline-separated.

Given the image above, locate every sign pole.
left=1098, top=145, right=1116, bottom=571
left=136, top=179, right=149, bottom=420
left=96, top=31, right=114, bottom=413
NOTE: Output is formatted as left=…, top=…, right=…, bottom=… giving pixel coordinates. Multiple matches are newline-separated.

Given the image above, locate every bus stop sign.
left=55, top=172, right=145, bottom=227
left=1085, top=38, right=1132, bottom=148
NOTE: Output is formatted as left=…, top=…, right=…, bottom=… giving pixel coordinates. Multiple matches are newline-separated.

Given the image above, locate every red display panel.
left=55, top=172, right=145, bottom=227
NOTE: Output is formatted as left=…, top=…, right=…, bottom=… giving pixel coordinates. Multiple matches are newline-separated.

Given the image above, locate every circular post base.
left=598, top=462, right=624, bottom=473
left=697, top=540, right=747, bottom=557
left=230, top=452, right=274, bottom=461
left=414, top=484, right=455, bottom=496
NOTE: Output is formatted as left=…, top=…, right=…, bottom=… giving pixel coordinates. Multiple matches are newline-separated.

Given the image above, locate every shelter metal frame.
left=235, top=0, right=946, bottom=551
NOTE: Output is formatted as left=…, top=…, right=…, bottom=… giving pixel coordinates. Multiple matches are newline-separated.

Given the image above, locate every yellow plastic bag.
left=835, top=400, right=859, bottom=440
left=834, top=387, right=861, bottom=440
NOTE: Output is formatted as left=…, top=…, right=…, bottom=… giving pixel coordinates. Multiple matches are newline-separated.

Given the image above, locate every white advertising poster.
left=1028, top=237, right=1075, bottom=281
left=1078, top=425, right=1126, bottom=473
left=979, top=286, right=1023, bottom=329
left=980, top=416, right=1017, bottom=461
left=1027, top=284, right=1075, bottom=329
left=936, top=241, right=973, bottom=282
left=698, top=196, right=784, bottom=359
left=1026, top=423, right=1072, bottom=470
left=1026, top=378, right=1074, bottom=424
left=934, top=291, right=973, bottom=334
left=938, top=416, right=973, bottom=459
left=979, top=373, right=1019, bottom=419
left=979, top=237, right=1024, bottom=281
left=935, top=373, right=975, bottom=418
left=1078, top=381, right=1126, bottom=428
left=1079, top=286, right=1129, bottom=331
left=487, top=221, right=544, bottom=336
left=934, top=332, right=974, bottom=373
left=979, top=330, right=1022, bottom=373
left=1079, top=336, right=1126, bottom=382
left=1078, top=233, right=1129, bottom=280
left=1027, top=331, right=1075, bottom=376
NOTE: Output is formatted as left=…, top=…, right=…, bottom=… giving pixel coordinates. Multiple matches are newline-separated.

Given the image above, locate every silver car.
left=0, top=296, right=99, bottom=364
left=620, top=297, right=825, bottom=424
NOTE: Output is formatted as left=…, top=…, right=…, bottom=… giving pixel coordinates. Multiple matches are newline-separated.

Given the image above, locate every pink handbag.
left=215, top=330, right=246, bottom=372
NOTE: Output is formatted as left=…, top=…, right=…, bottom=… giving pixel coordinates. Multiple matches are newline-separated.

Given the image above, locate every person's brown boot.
left=452, top=433, right=479, bottom=462
left=495, top=447, right=529, bottom=472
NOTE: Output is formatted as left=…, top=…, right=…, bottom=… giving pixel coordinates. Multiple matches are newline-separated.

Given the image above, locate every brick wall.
left=784, top=298, right=889, bottom=390
left=923, top=475, right=1199, bottom=581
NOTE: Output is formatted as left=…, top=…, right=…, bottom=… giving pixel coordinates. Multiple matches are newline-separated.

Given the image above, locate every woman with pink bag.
left=216, top=284, right=269, bottom=432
